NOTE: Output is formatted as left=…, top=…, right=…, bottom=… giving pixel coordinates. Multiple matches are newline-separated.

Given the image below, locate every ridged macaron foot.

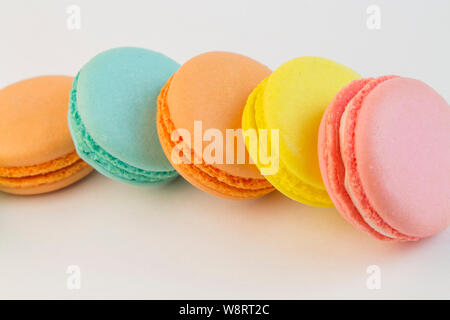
left=68, top=47, right=180, bottom=185
left=0, top=76, right=93, bottom=195
left=242, top=56, right=360, bottom=207
left=157, top=51, right=274, bottom=200
left=318, top=76, right=450, bottom=241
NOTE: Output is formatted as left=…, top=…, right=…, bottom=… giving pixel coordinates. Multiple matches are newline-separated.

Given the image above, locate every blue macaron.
left=68, top=47, right=180, bottom=185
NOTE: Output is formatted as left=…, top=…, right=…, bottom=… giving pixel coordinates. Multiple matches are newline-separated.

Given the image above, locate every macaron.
left=318, top=76, right=450, bottom=241
left=242, top=56, right=360, bottom=207
left=0, top=76, right=93, bottom=195
left=69, top=47, right=180, bottom=185
left=157, top=51, right=274, bottom=200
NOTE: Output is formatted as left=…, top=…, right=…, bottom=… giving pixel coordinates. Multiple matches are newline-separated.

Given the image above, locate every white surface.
left=0, top=0, right=449, bottom=299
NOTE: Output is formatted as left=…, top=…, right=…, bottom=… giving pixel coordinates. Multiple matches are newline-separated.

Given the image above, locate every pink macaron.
left=318, top=76, right=450, bottom=241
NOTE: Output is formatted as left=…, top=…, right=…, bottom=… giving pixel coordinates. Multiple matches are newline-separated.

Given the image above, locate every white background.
left=0, top=0, right=449, bottom=299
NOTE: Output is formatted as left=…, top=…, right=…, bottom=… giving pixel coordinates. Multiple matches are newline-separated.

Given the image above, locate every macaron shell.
left=355, top=77, right=450, bottom=238
left=0, top=151, right=80, bottom=178
left=75, top=47, right=179, bottom=173
left=243, top=78, right=332, bottom=207
left=318, top=78, right=395, bottom=240
left=166, top=51, right=271, bottom=180
left=263, top=57, right=360, bottom=191
left=339, top=76, right=416, bottom=241
left=0, top=76, right=75, bottom=167
left=157, top=76, right=273, bottom=200
left=157, top=113, right=264, bottom=200
left=0, top=163, right=92, bottom=195
left=69, top=73, right=178, bottom=186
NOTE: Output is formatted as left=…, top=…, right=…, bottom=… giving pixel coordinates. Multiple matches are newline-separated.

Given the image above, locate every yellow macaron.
left=242, top=57, right=360, bottom=207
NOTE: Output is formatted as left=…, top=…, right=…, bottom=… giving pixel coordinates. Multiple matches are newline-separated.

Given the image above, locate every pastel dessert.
left=0, top=76, right=93, bottom=195
left=157, top=51, right=274, bottom=200
left=318, top=76, right=450, bottom=241
left=69, top=47, right=179, bottom=185
left=242, top=56, right=360, bottom=207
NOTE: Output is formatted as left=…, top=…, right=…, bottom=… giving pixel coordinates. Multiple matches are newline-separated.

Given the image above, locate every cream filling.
left=339, top=107, right=397, bottom=239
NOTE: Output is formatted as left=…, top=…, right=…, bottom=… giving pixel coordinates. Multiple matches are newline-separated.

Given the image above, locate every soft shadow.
left=225, top=189, right=428, bottom=261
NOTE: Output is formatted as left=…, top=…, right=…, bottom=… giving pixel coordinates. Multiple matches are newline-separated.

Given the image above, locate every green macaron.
left=68, top=47, right=180, bottom=185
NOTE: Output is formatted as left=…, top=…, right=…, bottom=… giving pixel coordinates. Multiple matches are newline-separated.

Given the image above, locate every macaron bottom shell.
left=0, top=162, right=92, bottom=195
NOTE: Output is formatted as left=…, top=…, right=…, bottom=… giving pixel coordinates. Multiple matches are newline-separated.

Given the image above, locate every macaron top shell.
left=75, top=47, right=179, bottom=173
left=354, top=77, right=450, bottom=237
left=263, top=57, right=360, bottom=190
left=0, top=76, right=75, bottom=167
left=167, top=51, right=271, bottom=179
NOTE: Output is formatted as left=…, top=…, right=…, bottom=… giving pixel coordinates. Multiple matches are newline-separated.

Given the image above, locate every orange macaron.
left=157, top=51, right=274, bottom=200
left=0, top=76, right=93, bottom=195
